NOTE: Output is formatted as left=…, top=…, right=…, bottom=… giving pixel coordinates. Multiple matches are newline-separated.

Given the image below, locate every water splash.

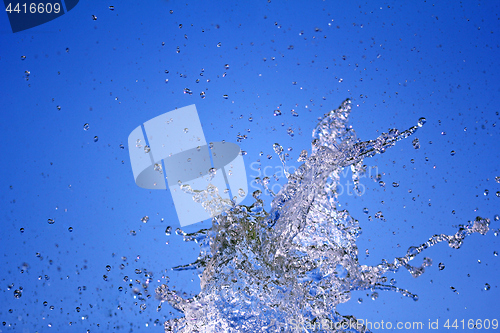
left=156, top=99, right=490, bottom=332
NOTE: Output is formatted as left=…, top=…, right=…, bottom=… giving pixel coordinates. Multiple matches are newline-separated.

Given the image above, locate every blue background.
left=1, top=0, right=499, bottom=332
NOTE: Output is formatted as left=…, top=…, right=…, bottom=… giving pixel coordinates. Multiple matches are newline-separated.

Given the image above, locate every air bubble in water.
left=418, top=117, right=426, bottom=127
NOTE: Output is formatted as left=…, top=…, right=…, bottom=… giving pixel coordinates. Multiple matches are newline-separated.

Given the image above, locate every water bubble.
left=418, top=117, right=427, bottom=127
left=109, top=5, right=114, bottom=10
left=273, top=109, right=282, bottom=116
left=93, top=136, right=98, bottom=142
left=21, top=55, right=26, bottom=60
left=450, top=150, right=456, bottom=156
left=144, top=145, right=150, bottom=153
left=47, top=218, right=55, bottom=225
left=165, top=226, right=172, bottom=236
left=83, top=123, right=89, bottom=131
left=484, top=283, right=491, bottom=291
left=141, top=216, right=149, bottom=223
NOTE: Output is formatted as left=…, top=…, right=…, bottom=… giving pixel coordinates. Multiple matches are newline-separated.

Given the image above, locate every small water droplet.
left=450, top=150, right=456, bottom=156
left=165, top=226, right=172, bottom=236
left=109, top=5, right=114, bottom=10
left=20, top=227, right=25, bottom=233
left=21, top=55, right=26, bottom=60
left=217, top=42, right=222, bottom=47
left=13, top=289, right=22, bottom=299
left=273, top=109, right=282, bottom=116
left=56, top=105, right=61, bottom=111
left=494, top=215, right=499, bottom=221
left=92, top=15, right=97, bottom=20
left=496, top=191, right=500, bottom=197
left=83, top=123, right=89, bottom=131
left=183, top=128, right=189, bottom=133
left=392, top=182, right=399, bottom=188
left=223, top=94, right=228, bottom=99
left=484, top=189, right=489, bottom=196
left=141, top=216, right=149, bottom=223
left=484, top=283, right=491, bottom=291
left=371, top=292, right=378, bottom=300
left=224, top=64, right=230, bottom=69
left=93, top=136, right=98, bottom=142
left=68, top=227, right=73, bottom=232
left=200, top=91, right=205, bottom=99
left=47, top=218, right=55, bottom=225
left=412, top=138, right=420, bottom=149
left=418, top=117, right=427, bottom=127
left=144, top=145, right=150, bottom=153
left=493, top=251, right=498, bottom=257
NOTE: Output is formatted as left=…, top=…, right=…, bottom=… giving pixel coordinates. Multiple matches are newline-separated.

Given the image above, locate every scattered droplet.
left=412, top=138, right=420, bottom=149
left=47, top=218, right=55, bottom=225
left=83, top=123, right=89, bottom=131
left=92, top=15, right=97, bottom=20
left=141, top=216, right=149, bottom=223
left=494, top=215, right=499, bottom=221
left=93, top=136, right=98, bottom=142
left=484, top=189, right=489, bottom=196
left=224, top=64, right=230, bottom=69
left=200, top=91, right=205, bottom=99
left=144, top=145, right=150, bottom=153
left=13, top=289, right=22, bottom=299
left=493, top=251, right=498, bottom=257
left=450, top=150, right=456, bottom=156
left=20, top=228, right=25, bottom=233
left=496, top=191, right=500, bottom=197
left=371, top=292, right=378, bottom=300
left=484, top=283, right=491, bottom=291
left=68, top=227, right=73, bottom=232
left=165, top=226, right=172, bottom=236
left=217, top=42, right=222, bottom=47
left=363, top=208, right=369, bottom=214
left=418, top=117, right=426, bottom=127
left=495, top=176, right=500, bottom=183
left=238, top=188, right=246, bottom=197
left=109, top=5, right=114, bottom=10
left=223, top=94, right=229, bottom=99
left=273, top=110, right=282, bottom=116
left=297, top=150, right=308, bottom=162
left=56, top=105, right=61, bottom=111
left=392, top=182, right=399, bottom=188
left=183, top=128, right=189, bottom=133
left=21, top=55, right=26, bottom=60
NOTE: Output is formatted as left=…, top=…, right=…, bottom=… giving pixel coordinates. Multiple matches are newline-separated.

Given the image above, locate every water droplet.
left=21, top=55, right=26, bottom=60
left=13, top=289, right=22, bottom=299
left=439, top=263, right=445, bottom=270
left=363, top=208, right=369, bottom=214
left=273, top=143, right=283, bottom=155
left=165, top=226, right=172, bottom=236
left=47, top=218, right=55, bottom=224
left=450, top=150, right=456, bottom=156
left=495, top=176, right=500, bottom=183
left=20, top=227, right=25, bottom=233
left=484, top=283, right=491, bottom=291
left=392, top=182, right=399, bottom=188
left=484, top=189, right=489, bottom=196
left=223, top=94, right=229, bottom=99
left=238, top=188, right=246, bottom=197
left=273, top=109, right=282, bottom=116
left=56, top=105, right=61, bottom=111
left=496, top=191, right=500, bottom=197
left=183, top=128, right=189, bottom=133
left=200, top=91, right=205, bottom=99
left=109, top=5, right=114, bottom=10
left=493, top=251, right=498, bottom=257
left=92, top=15, right=97, bottom=20
left=371, top=292, right=378, bottom=300
left=248, top=117, right=253, bottom=122
left=494, top=215, right=499, bottom=221
left=141, top=216, right=149, bottom=223
left=412, top=138, right=420, bottom=149
left=291, top=109, right=299, bottom=117
left=83, top=123, right=89, bottom=131
left=357, top=298, right=363, bottom=303
left=183, top=88, right=192, bottom=94
left=144, top=145, right=150, bottom=153
left=68, top=227, right=73, bottom=232
left=418, top=117, right=427, bottom=127
left=217, top=42, right=222, bottom=47
left=93, top=136, right=98, bottom=142
left=297, top=150, right=308, bottom=162
left=224, top=64, right=230, bottom=69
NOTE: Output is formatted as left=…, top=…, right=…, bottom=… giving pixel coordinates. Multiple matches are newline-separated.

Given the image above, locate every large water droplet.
left=418, top=117, right=427, bottom=127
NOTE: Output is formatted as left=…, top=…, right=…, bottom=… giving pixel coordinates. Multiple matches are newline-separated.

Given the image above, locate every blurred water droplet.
left=297, top=150, right=308, bottom=162
left=496, top=191, right=500, bottom=197
left=144, top=145, right=150, bottom=153
left=141, top=216, right=149, bottom=223
left=418, top=117, right=426, bottom=127
left=83, top=123, right=89, bottom=131
left=183, top=128, right=189, bottom=133
left=21, top=55, right=26, bottom=60
left=450, top=150, right=456, bottom=156
left=13, top=290, right=22, bottom=299
left=371, top=292, right=378, bottom=300
left=92, top=15, right=97, bottom=20
left=224, top=64, right=230, bottom=69
left=291, top=109, right=298, bottom=117
left=493, top=251, right=498, bottom=257
left=68, top=227, right=73, bottom=232
left=56, top=105, right=61, bottom=111
left=109, top=5, right=114, bottom=10
left=223, top=94, right=228, bottom=99
left=248, top=117, right=253, bottom=122
left=363, top=208, right=369, bottom=214
left=484, top=283, right=491, bottom=291
left=47, top=218, right=55, bottom=224
left=183, top=88, right=192, bottom=94
left=392, top=182, right=399, bottom=188
left=238, top=188, right=246, bottom=197
left=273, top=143, right=283, bottom=155
left=484, top=189, right=489, bottom=196
left=412, top=138, right=420, bottom=149
left=273, top=109, right=282, bottom=116
left=217, top=42, right=222, bottom=47
left=165, top=226, right=172, bottom=236
left=20, top=227, right=25, bottom=233
left=93, top=136, right=98, bottom=142
left=495, top=176, right=500, bottom=183
left=494, top=215, right=499, bottom=221
left=200, top=91, right=205, bottom=99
